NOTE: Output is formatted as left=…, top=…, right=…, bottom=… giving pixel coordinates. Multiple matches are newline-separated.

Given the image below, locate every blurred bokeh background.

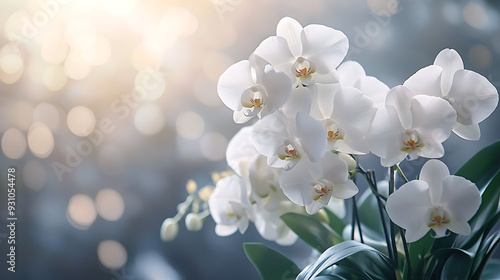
left=0, top=0, right=499, bottom=279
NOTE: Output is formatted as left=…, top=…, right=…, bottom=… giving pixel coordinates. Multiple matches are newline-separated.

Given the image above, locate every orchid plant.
left=162, top=17, right=500, bottom=280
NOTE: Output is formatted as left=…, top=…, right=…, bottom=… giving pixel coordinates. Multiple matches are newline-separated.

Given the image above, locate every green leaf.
left=440, top=249, right=473, bottom=280
left=478, top=258, right=500, bottom=280
left=322, top=207, right=346, bottom=238
left=456, top=170, right=500, bottom=249
left=296, top=241, right=396, bottom=280
left=455, top=140, right=500, bottom=190
left=406, top=231, right=434, bottom=280
left=281, top=213, right=341, bottom=252
left=243, top=243, right=301, bottom=280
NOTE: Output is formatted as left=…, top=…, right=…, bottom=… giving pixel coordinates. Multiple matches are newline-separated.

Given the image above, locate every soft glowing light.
left=41, top=37, right=69, bottom=65
left=162, top=7, right=199, bottom=37
left=33, top=102, right=61, bottom=131
left=102, top=0, right=136, bottom=16
left=176, top=111, right=205, bottom=140
left=200, top=19, right=238, bottom=50
left=64, top=49, right=92, bottom=80
left=27, top=122, right=55, bottom=158
left=194, top=79, right=222, bottom=107
left=67, top=194, right=97, bottom=230
left=23, top=160, right=46, bottom=191
left=98, top=240, right=128, bottom=269
left=67, top=106, right=96, bottom=137
left=468, top=44, right=493, bottom=69
left=10, top=101, right=34, bottom=130
left=43, top=64, right=67, bottom=91
left=200, top=132, right=228, bottom=161
left=131, top=44, right=163, bottom=71
left=96, top=188, right=125, bottom=221
left=0, top=44, right=23, bottom=84
left=1, top=128, right=27, bottom=159
left=134, top=104, right=165, bottom=135
left=0, top=54, right=23, bottom=74
left=98, top=146, right=125, bottom=176
left=134, top=69, right=166, bottom=100
left=203, top=51, right=233, bottom=82
left=366, top=0, right=399, bottom=17
left=91, top=36, right=112, bottom=66
left=463, top=2, right=489, bottom=29
left=3, top=10, right=31, bottom=43
left=64, top=20, right=96, bottom=47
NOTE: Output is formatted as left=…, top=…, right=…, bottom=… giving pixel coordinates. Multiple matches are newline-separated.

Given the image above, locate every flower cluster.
left=162, top=17, right=498, bottom=248
left=205, top=16, right=498, bottom=244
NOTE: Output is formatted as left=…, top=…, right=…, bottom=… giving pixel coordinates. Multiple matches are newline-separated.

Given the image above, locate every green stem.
left=370, top=170, right=393, bottom=260
left=399, top=227, right=412, bottom=280
left=351, top=196, right=364, bottom=243
left=389, top=165, right=398, bottom=268
left=396, top=165, right=409, bottom=183
left=356, top=165, right=387, bottom=201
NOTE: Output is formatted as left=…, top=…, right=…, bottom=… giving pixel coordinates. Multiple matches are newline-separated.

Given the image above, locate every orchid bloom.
left=218, top=54, right=292, bottom=123
left=386, top=159, right=481, bottom=242
left=252, top=110, right=327, bottom=170
left=311, top=84, right=376, bottom=154
left=404, top=48, right=498, bottom=140
left=254, top=17, right=348, bottom=87
left=367, top=85, right=456, bottom=167
left=279, top=151, right=358, bottom=214
left=208, top=174, right=254, bottom=236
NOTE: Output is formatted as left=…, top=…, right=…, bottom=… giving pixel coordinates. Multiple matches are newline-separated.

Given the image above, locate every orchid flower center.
left=401, top=129, right=424, bottom=152
left=277, top=143, right=301, bottom=161
left=241, top=86, right=266, bottom=109
left=292, top=57, right=316, bottom=86
left=427, top=207, right=450, bottom=228
left=323, top=119, right=344, bottom=141
left=312, top=181, right=330, bottom=201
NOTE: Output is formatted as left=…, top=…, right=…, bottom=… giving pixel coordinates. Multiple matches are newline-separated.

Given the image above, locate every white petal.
left=321, top=152, right=348, bottom=183
left=446, top=221, right=471, bottom=236
left=355, top=76, right=389, bottom=109
left=249, top=155, right=279, bottom=198
left=301, top=24, right=349, bottom=74
left=279, top=160, right=317, bottom=206
left=311, top=84, right=338, bottom=119
left=432, top=224, right=449, bottom=238
left=433, top=48, right=464, bottom=96
left=440, top=176, right=481, bottom=222
left=282, top=86, right=313, bottom=117
left=261, top=65, right=292, bottom=116
left=452, top=123, right=480, bottom=141
left=367, top=106, right=406, bottom=166
left=252, top=111, right=289, bottom=158
left=333, top=86, right=376, bottom=137
left=447, top=69, right=499, bottom=125
left=276, top=17, right=303, bottom=58
left=254, top=36, right=296, bottom=75
left=331, top=180, right=358, bottom=199
left=419, top=159, right=449, bottom=204
left=403, top=65, right=443, bottom=97
left=405, top=223, right=431, bottom=243
left=215, top=224, right=238, bottom=236
left=295, top=111, right=327, bottom=162
left=233, top=109, right=255, bottom=124
left=217, top=60, right=254, bottom=110
left=306, top=199, right=328, bottom=214
left=410, top=95, right=456, bottom=143
left=226, top=126, right=257, bottom=176
left=338, top=60, right=366, bottom=87
left=385, top=180, right=432, bottom=237
left=385, top=85, right=416, bottom=129
left=313, top=69, right=340, bottom=84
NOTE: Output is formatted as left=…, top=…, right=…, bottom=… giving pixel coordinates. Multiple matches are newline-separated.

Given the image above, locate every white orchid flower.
left=226, top=126, right=259, bottom=178
left=311, top=84, right=376, bottom=154
left=279, top=151, right=358, bottom=214
left=218, top=54, right=292, bottom=123
left=386, top=159, right=481, bottom=243
left=367, top=85, right=457, bottom=167
left=254, top=17, right=348, bottom=87
left=403, top=48, right=498, bottom=140
left=208, top=174, right=254, bottom=236
left=252, top=110, right=327, bottom=170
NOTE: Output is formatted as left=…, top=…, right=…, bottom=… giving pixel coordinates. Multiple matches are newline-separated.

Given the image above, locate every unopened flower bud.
left=160, top=218, right=178, bottom=242
left=199, top=185, right=214, bottom=201
left=185, top=213, right=203, bottom=231
left=186, top=179, right=197, bottom=194
left=338, top=153, right=356, bottom=172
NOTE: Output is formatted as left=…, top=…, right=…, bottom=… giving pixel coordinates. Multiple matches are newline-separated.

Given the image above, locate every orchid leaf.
left=243, top=243, right=300, bottom=280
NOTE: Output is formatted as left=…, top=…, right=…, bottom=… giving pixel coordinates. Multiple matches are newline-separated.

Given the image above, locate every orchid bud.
left=185, top=213, right=203, bottom=231
left=338, top=153, right=356, bottom=172
left=160, top=218, right=178, bottom=242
